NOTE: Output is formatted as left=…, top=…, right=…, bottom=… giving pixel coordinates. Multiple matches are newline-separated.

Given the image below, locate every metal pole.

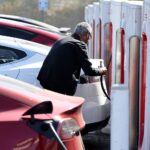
left=41, top=10, right=45, bottom=22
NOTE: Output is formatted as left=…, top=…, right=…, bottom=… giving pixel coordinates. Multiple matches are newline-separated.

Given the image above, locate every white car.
left=0, top=35, right=49, bottom=87
left=0, top=35, right=110, bottom=132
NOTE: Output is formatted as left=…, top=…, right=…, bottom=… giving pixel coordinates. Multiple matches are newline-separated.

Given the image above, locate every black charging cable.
left=49, top=122, right=68, bottom=150
left=100, top=75, right=111, bottom=101
left=99, top=57, right=112, bottom=101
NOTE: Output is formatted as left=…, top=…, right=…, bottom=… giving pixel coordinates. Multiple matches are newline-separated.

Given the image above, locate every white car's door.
left=0, top=63, right=19, bottom=78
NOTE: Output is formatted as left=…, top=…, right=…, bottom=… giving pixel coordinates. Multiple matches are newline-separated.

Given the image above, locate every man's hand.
left=99, top=67, right=107, bottom=75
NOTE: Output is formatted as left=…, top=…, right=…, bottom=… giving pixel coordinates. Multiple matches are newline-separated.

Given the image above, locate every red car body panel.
left=0, top=19, right=61, bottom=46
left=0, top=75, right=85, bottom=150
left=0, top=85, right=84, bottom=122
left=32, top=35, right=56, bottom=46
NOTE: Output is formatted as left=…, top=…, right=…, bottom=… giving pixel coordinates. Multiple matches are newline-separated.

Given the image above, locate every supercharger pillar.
left=110, top=5, right=127, bottom=150
left=84, top=5, right=90, bottom=56
left=111, top=84, right=129, bottom=150
left=93, top=2, right=100, bottom=59
left=111, top=1, right=143, bottom=150
left=110, top=1, right=128, bottom=150
left=110, top=1, right=122, bottom=85
left=122, top=2, right=142, bottom=150
left=87, top=4, right=94, bottom=59
left=99, top=0, right=111, bottom=61
left=139, top=0, right=150, bottom=150
left=84, top=6, right=89, bottom=23
left=99, top=0, right=111, bottom=94
left=122, top=1, right=142, bottom=85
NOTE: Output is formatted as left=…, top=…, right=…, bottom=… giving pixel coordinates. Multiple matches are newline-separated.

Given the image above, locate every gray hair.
left=74, top=22, right=92, bottom=37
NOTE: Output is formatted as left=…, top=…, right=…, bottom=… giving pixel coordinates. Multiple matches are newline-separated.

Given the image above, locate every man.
left=37, top=22, right=107, bottom=95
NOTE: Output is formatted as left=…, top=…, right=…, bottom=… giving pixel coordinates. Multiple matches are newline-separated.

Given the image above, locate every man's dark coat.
left=37, top=34, right=101, bottom=95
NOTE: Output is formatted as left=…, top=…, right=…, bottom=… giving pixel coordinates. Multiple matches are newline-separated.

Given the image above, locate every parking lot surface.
left=83, top=130, right=110, bottom=150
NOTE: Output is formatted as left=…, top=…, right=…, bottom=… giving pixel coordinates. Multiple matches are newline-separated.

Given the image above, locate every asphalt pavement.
left=82, top=130, right=110, bottom=150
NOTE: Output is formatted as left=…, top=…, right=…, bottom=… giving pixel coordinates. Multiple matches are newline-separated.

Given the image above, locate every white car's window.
left=0, top=46, right=26, bottom=64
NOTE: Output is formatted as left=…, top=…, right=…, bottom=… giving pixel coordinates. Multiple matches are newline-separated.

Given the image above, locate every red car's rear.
left=0, top=75, right=85, bottom=150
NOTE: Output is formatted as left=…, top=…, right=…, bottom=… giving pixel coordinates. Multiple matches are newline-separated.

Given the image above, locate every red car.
left=0, top=75, right=85, bottom=150
left=0, top=19, right=62, bottom=46
left=0, top=14, right=71, bottom=35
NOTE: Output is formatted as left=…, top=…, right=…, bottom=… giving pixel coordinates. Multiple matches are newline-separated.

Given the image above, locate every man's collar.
left=72, top=33, right=80, bottom=40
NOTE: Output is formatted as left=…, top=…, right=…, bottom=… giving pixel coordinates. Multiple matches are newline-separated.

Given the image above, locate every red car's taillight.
left=59, top=118, right=80, bottom=140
